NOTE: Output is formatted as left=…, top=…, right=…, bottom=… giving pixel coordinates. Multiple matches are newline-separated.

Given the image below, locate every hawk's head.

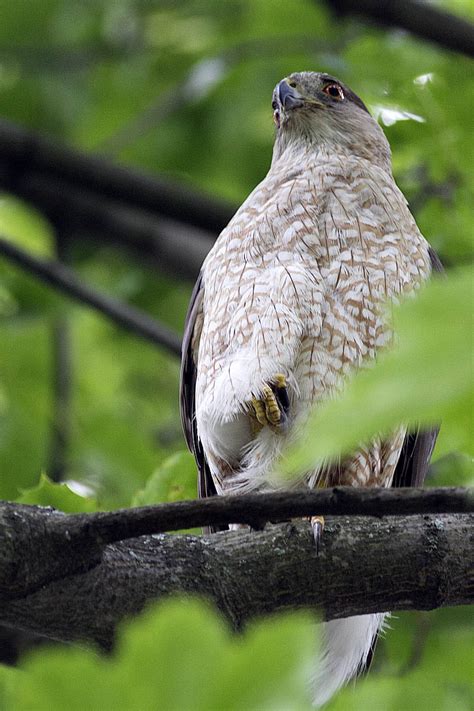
left=271, top=71, right=391, bottom=171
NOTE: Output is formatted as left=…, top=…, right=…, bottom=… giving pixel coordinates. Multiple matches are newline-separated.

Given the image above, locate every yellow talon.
left=274, top=373, right=287, bottom=389
left=248, top=374, right=289, bottom=433
left=262, top=385, right=281, bottom=426
left=251, top=397, right=268, bottom=427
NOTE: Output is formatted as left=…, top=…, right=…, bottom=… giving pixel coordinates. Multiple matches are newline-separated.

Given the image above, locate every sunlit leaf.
left=132, top=451, right=197, bottom=506
left=17, top=472, right=98, bottom=513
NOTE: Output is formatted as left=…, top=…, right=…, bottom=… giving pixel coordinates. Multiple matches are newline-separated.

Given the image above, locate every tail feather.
left=312, top=613, right=387, bottom=707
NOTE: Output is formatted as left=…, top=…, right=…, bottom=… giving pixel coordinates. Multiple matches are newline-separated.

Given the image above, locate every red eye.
left=322, top=83, right=344, bottom=100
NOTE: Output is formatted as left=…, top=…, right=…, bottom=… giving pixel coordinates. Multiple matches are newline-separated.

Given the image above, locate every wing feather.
left=180, top=274, right=216, bottom=498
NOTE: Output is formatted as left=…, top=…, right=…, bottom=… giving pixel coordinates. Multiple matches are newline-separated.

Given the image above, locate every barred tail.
left=312, top=613, right=387, bottom=707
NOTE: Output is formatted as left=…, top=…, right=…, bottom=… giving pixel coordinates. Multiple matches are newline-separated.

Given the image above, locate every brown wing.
left=180, top=273, right=216, bottom=499
left=392, top=246, right=443, bottom=489
left=180, top=275, right=226, bottom=535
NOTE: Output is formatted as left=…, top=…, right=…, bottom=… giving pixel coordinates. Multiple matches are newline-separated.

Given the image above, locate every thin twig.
left=0, top=236, right=182, bottom=355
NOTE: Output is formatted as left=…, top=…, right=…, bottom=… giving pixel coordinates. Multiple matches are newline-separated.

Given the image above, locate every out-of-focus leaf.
left=10, top=598, right=315, bottom=711
left=0, top=664, right=20, bottom=709
left=0, top=195, right=54, bottom=257
left=17, top=472, right=98, bottom=512
left=132, top=451, right=197, bottom=506
left=0, top=321, right=52, bottom=499
left=428, top=451, right=473, bottom=487
left=278, top=268, right=473, bottom=480
left=327, top=616, right=474, bottom=710
left=0, top=196, right=60, bottom=316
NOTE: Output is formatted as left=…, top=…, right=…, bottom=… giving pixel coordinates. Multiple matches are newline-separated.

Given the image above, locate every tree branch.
left=0, top=236, right=182, bottom=355
left=0, top=499, right=472, bottom=649
left=1, top=169, right=214, bottom=281
left=0, top=119, right=234, bottom=234
left=328, top=0, right=474, bottom=57
left=59, top=486, right=474, bottom=549
left=0, top=488, right=471, bottom=591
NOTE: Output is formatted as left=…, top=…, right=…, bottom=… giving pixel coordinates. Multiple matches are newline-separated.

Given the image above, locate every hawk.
left=180, top=72, right=439, bottom=706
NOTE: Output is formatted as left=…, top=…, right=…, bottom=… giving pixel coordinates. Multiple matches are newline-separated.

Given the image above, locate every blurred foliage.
left=0, top=0, right=472, bottom=709
left=0, top=599, right=472, bottom=711
left=132, top=450, right=197, bottom=505
left=0, top=598, right=315, bottom=711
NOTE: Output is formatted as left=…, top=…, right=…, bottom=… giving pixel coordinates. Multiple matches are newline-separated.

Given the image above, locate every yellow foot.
left=310, top=515, right=325, bottom=554
left=249, top=373, right=290, bottom=434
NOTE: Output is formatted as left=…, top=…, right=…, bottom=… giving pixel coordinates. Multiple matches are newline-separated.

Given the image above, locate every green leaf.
left=11, top=598, right=315, bottom=711
left=0, top=664, right=21, bottom=709
left=132, top=451, right=197, bottom=506
left=0, top=196, right=54, bottom=257
left=277, top=268, right=473, bottom=480
left=17, top=472, right=98, bottom=513
left=327, top=618, right=474, bottom=710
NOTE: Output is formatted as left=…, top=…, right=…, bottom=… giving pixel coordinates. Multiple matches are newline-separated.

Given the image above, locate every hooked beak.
left=277, top=80, right=304, bottom=110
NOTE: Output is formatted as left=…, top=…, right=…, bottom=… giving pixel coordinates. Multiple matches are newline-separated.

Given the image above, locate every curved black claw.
left=310, top=515, right=325, bottom=555
left=270, top=374, right=290, bottom=429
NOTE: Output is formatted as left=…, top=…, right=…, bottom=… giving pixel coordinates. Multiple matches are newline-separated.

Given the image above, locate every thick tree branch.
left=328, top=0, right=474, bottom=57
left=0, top=499, right=472, bottom=649
left=0, top=488, right=472, bottom=592
left=0, top=236, right=182, bottom=355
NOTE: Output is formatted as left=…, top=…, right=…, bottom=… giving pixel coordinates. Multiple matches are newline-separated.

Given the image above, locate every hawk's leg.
left=249, top=374, right=290, bottom=434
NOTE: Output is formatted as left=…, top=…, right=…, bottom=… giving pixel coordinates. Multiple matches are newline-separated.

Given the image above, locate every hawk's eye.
left=288, top=81, right=297, bottom=88
left=322, top=83, right=344, bottom=100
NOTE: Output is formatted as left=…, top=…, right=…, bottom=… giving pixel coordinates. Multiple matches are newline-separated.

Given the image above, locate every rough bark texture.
left=0, top=498, right=472, bottom=650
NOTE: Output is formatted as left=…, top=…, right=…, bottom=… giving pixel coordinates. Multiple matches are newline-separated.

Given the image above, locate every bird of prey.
left=180, top=71, right=439, bottom=706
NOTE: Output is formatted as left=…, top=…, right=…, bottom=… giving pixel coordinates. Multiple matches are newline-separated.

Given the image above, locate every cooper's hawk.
left=180, top=72, right=439, bottom=706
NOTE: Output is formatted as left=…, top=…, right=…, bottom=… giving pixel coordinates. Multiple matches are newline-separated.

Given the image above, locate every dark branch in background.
left=0, top=119, right=234, bottom=234
left=0, top=498, right=472, bottom=649
left=5, top=171, right=213, bottom=281
left=0, top=120, right=217, bottom=281
left=328, top=0, right=474, bottom=57
left=0, top=237, right=182, bottom=356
